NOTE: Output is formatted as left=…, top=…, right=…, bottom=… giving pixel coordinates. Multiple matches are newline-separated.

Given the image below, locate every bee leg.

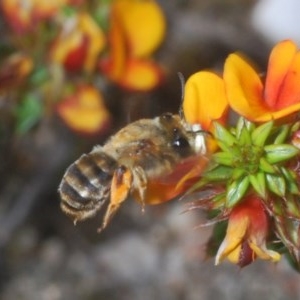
left=131, top=166, right=147, bottom=212
left=97, top=165, right=132, bottom=232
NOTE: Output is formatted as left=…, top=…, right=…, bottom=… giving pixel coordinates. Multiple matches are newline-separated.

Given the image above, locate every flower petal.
left=249, top=242, right=281, bottom=262
left=224, top=53, right=270, bottom=121
left=113, top=0, right=166, bottom=57
left=253, top=102, right=300, bottom=122
left=183, top=71, right=228, bottom=130
left=276, top=51, right=300, bottom=109
left=78, top=13, right=106, bottom=72
left=264, top=40, right=297, bottom=108
left=99, top=13, right=127, bottom=81
left=57, top=85, right=110, bottom=134
left=51, top=13, right=106, bottom=73
left=215, top=215, right=249, bottom=265
left=118, top=59, right=163, bottom=91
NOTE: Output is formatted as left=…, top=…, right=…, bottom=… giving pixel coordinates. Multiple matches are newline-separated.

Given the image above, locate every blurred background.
left=1, top=0, right=300, bottom=299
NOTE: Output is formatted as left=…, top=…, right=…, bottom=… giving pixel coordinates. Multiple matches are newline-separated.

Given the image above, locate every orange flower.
left=215, top=195, right=280, bottom=267
left=57, top=85, right=110, bottom=135
left=1, top=0, right=76, bottom=33
left=183, top=71, right=228, bottom=131
left=50, top=13, right=106, bottom=73
left=0, top=53, right=33, bottom=91
left=100, top=0, right=166, bottom=91
left=224, top=40, right=300, bottom=122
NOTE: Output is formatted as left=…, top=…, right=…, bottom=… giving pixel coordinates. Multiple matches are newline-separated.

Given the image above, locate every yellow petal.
left=51, top=13, right=105, bottom=73
left=215, top=216, right=249, bottom=265
left=113, top=0, right=166, bottom=57
left=100, top=13, right=127, bottom=81
left=183, top=71, right=228, bottom=130
left=78, top=13, right=106, bottom=72
left=265, top=40, right=297, bottom=108
left=249, top=242, right=281, bottom=262
left=224, top=53, right=271, bottom=121
left=118, top=59, right=163, bottom=91
left=57, top=86, right=110, bottom=134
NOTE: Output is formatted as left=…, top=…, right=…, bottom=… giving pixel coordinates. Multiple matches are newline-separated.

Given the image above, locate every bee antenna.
left=177, top=72, right=186, bottom=121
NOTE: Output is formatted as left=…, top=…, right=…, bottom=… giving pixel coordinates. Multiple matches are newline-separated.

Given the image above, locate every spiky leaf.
left=264, top=144, right=299, bottom=164
left=266, top=174, right=286, bottom=197
left=226, top=176, right=250, bottom=207
left=251, top=121, right=273, bottom=147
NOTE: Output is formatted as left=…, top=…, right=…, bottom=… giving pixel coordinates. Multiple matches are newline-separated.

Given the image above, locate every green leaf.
left=259, top=157, right=277, bottom=174
left=61, top=5, right=77, bottom=17
left=211, top=192, right=227, bottom=209
left=203, top=165, right=233, bottom=181
left=251, top=120, right=273, bottom=147
left=213, top=122, right=236, bottom=146
left=280, top=167, right=300, bottom=195
left=29, top=66, right=49, bottom=85
left=274, top=125, right=290, bottom=144
left=249, top=172, right=266, bottom=199
left=212, top=152, right=235, bottom=167
left=266, top=174, right=286, bottom=197
left=232, top=168, right=246, bottom=180
left=15, top=94, right=43, bottom=134
left=237, top=123, right=252, bottom=145
left=264, top=144, right=299, bottom=164
left=226, top=176, right=250, bottom=207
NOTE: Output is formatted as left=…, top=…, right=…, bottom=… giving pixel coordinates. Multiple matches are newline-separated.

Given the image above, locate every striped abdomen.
left=59, top=148, right=117, bottom=223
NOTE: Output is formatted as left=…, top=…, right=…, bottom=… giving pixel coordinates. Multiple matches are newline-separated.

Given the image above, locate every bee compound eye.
left=172, top=136, right=190, bottom=149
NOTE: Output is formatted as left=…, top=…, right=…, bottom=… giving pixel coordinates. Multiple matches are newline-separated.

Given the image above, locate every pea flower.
left=0, top=53, right=33, bottom=91
left=182, top=39, right=300, bottom=270
left=56, top=85, right=110, bottom=135
left=183, top=71, right=229, bottom=132
left=50, top=13, right=106, bottom=73
left=215, top=195, right=280, bottom=267
left=99, top=0, right=166, bottom=91
left=225, top=40, right=300, bottom=122
left=1, top=0, right=78, bottom=33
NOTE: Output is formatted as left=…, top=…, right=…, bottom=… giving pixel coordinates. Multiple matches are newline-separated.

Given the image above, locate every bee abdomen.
left=59, top=149, right=117, bottom=223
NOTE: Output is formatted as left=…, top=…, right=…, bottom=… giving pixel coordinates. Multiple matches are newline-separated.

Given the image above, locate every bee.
left=58, top=112, right=207, bottom=232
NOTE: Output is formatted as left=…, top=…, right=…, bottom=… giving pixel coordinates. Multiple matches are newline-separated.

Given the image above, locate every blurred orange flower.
left=0, top=53, right=33, bottom=91
left=50, top=13, right=106, bottom=73
left=1, top=0, right=76, bottom=33
left=56, top=85, right=110, bottom=135
left=215, top=195, right=280, bottom=267
left=100, top=0, right=166, bottom=91
left=225, top=40, right=300, bottom=122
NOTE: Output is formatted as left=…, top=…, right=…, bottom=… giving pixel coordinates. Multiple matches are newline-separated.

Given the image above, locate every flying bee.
left=58, top=112, right=208, bottom=232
